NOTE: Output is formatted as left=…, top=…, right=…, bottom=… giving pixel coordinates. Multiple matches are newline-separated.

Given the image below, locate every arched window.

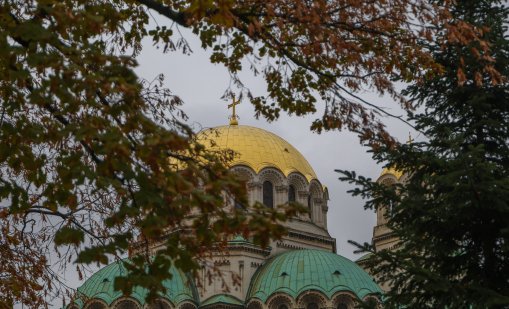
left=263, top=181, right=274, bottom=208
left=247, top=301, right=263, bottom=309
left=307, top=194, right=313, bottom=219
left=114, top=299, right=139, bottom=309
left=85, top=301, right=107, bottom=309
left=307, top=303, right=319, bottom=309
left=288, top=185, right=296, bottom=202
left=179, top=302, right=197, bottom=309
left=387, top=200, right=396, bottom=216
left=337, top=304, right=348, bottom=309
left=364, top=297, right=379, bottom=308
left=278, top=305, right=289, bottom=309
left=149, top=299, right=172, bottom=309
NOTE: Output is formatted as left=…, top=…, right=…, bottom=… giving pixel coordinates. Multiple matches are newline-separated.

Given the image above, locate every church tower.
left=356, top=166, right=406, bottom=293
left=372, top=167, right=403, bottom=252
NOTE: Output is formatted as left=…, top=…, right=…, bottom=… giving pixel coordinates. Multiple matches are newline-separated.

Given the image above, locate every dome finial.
left=407, top=132, right=414, bottom=144
left=228, top=96, right=240, bottom=125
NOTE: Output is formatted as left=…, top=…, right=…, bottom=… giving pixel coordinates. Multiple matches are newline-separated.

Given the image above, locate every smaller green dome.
left=72, top=259, right=197, bottom=307
left=247, top=249, right=382, bottom=303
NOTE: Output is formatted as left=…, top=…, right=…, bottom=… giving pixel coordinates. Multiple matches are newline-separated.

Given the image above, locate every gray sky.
left=134, top=27, right=414, bottom=261
left=44, top=16, right=417, bottom=309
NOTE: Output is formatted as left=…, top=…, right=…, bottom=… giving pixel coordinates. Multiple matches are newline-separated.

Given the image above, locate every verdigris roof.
left=72, top=259, right=197, bottom=307
left=201, top=294, right=243, bottom=307
left=228, top=235, right=251, bottom=245
left=247, top=249, right=382, bottom=302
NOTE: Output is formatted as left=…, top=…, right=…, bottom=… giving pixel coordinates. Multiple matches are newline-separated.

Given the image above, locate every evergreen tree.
left=340, top=0, right=509, bottom=307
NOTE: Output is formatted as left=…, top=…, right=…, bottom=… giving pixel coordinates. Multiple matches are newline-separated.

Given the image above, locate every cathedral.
left=67, top=110, right=395, bottom=309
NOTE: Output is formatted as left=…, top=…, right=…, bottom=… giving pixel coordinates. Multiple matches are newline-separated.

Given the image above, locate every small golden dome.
left=197, top=125, right=318, bottom=181
left=379, top=166, right=403, bottom=180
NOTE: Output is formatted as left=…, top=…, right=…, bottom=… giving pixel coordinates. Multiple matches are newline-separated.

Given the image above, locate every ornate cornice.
left=287, top=229, right=335, bottom=246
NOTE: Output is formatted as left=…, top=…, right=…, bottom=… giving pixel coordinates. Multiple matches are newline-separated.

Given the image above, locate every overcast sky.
left=42, top=15, right=422, bottom=309
left=133, top=26, right=415, bottom=261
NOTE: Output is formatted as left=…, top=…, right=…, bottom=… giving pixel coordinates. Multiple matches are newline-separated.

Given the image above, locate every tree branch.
left=136, top=0, right=191, bottom=27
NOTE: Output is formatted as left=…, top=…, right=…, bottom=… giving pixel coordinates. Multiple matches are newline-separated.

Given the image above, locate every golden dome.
left=197, top=125, right=318, bottom=181
left=379, top=166, right=403, bottom=180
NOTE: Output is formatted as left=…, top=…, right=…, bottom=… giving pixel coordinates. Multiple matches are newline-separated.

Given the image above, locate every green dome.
left=72, top=259, right=197, bottom=307
left=247, top=249, right=382, bottom=302
left=201, top=294, right=243, bottom=308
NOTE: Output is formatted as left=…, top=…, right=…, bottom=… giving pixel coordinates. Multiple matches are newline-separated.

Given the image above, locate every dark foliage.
left=339, top=0, right=509, bottom=307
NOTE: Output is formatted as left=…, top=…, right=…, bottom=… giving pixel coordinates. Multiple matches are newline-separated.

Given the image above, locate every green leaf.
left=54, top=227, right=84, bottom=246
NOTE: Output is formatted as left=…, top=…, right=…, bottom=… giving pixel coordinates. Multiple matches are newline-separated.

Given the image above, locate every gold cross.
left=407, top=132, right=414, bottom=144
left=228, top=96, right=240, bottom=125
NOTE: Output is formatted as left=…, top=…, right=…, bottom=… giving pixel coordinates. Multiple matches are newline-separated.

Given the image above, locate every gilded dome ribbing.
left=379, top=167, right=403, bottom=180
left=197, top=125, right=317, bottom=182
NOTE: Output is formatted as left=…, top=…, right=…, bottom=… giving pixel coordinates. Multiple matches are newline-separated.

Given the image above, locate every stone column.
left=314, top=197, right=324, bottom=227
left=298, top=191, right=310, bottom=220
left=238, top=260, right=244, bottom=295
left=275, top=185, right=288, bottom=207
left=247, top=182, right=262, bottom=205
left=322, top=205, right=329, bottom=229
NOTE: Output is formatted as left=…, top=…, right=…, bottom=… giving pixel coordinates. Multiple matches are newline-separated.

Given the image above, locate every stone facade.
left=68, top=125, right=382, bottom=309
left=198, top=165, right=335, bottom=303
